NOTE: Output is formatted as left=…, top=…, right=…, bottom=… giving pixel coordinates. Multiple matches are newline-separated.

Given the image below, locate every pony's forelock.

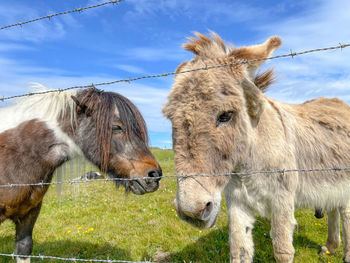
left=78, top=89, right=114, bottom=172
left=77, top=89, right=148, bottom=172
left=113, top=93, right=148, bottom=145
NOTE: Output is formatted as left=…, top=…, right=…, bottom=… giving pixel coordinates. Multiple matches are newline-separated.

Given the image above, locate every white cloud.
left=124, top=0, right=267, bottom=24
left=0, top=2, right=87, bottom=43
left=0, top=43, right=34, bottom=52
left=0, top=4, right=64, bottom=42
left=122, top=46, right=189, bottom=62
left=255, top=0, right=350, bottom=105
left=259, top=0, right=350, bottom=50
left=114, top=64, right=147, bottom=74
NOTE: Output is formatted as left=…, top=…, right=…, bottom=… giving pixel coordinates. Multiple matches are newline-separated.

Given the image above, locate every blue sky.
left=0, top=0, right=349, bottom=148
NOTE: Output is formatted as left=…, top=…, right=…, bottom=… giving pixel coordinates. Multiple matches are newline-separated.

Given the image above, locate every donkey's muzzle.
left=174, top=197, right=217, bottom=229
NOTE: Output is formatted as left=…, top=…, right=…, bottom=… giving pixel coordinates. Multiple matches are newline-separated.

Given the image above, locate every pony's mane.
left=0, top=86, right=148, bottom=173
left=0, top=84, right=77, bottom=133
left=183, top=32, right=276, bottom=92
left=78, top=88, right=148, bottom=172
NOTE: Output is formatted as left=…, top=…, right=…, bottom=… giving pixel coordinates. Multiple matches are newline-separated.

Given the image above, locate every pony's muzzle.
left=146, top=168, right=162, bottom=182
left=130, top=168, right=162, bottom=195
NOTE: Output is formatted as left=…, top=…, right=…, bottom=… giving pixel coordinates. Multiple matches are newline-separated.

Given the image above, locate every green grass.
left=0, top=149, right=344, bottom=262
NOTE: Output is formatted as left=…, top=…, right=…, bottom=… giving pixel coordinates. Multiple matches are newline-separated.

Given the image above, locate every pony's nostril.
left=201, top=201, right=213, bottom=220
left=147, top=169, right=162, bottom=181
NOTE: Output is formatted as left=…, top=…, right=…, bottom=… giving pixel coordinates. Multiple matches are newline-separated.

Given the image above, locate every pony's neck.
left=0, top=89, right=83, bottom=159
left=0, top=89, right=77, bottom=132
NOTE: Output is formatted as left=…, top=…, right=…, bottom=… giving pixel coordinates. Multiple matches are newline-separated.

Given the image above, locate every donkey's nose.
left=200, top=201, right=214, bottom=220
left=147, top=168, right=162, bottom=182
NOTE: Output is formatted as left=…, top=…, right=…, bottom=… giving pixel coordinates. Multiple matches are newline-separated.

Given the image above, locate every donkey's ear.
left=242, top=78, right=265, bottom=123
left=71, top=95, right=87, bottom=114
left=175, top=61, right=188, bottom=74
left=230, top=36, right=282, bottom=78
left=183, top=32, right=227, bottom=58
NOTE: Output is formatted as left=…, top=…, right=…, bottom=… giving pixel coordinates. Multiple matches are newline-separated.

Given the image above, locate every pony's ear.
left=71, top=95, right=87, bottom=114
left=230, top=36, right=282, bottom=78
left=242, top=78, right=265, bottom=123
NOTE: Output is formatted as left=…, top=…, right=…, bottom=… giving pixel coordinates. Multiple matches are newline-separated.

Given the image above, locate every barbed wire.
left=0, top=42, right=349, bottom=102
left=0, top=167, right=349, bottom=188
left=0, top=0, right=123, bottom=31
left=0, top=253, right=153, bottom=263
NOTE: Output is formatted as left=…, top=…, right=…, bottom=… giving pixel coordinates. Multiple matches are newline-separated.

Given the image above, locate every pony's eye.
left=216, top=111, right=233, bottom=126
left=112, top=125, right=123, bottom=133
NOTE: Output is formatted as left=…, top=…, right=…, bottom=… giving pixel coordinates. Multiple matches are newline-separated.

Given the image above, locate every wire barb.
left=0, top=42, right=349, bottom=102
left=289, top=49, right=296, bottom=58
left=0, top=0, right=124, bottom=31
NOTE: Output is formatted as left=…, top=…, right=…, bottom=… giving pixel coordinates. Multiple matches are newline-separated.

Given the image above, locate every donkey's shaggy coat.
left=163, top=32, right=350, bottom=262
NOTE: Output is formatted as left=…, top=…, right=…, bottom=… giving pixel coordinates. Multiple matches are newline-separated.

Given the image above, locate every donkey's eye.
left=112, top=125, right=123, bottom=133
left=217, top=111, right=234, bottom=126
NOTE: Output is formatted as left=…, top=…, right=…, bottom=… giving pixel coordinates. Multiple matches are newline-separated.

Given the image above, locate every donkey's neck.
left=245, top=98, right=296, bottom=170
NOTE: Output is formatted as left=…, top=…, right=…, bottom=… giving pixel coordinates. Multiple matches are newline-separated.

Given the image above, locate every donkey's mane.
left=184, top=32, right=275, bottom=92
left=253, top=69, right=275, bottom=92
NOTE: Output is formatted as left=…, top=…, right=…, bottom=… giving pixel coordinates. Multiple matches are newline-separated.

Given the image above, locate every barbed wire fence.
left=0, top=0, right=123, bottom=31
left=0, top=166, right=350, bottom=188
left=0, top=1, right=350, bottom=263
left=0, top=166, right=349, bottom=263
left=0, top=42, right=349, bottom=102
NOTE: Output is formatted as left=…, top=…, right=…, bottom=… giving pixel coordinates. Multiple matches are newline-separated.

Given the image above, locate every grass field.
left=0, top=148, right=345, bottom=262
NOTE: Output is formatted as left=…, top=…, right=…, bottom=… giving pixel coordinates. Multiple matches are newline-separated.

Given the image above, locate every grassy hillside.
left=0, top=149, right=344, bottom=262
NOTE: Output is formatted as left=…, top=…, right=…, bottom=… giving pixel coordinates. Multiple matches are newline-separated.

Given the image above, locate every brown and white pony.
left=163, top=32, right=350, bottom=262
left=0, top=87, right=162, bottom=262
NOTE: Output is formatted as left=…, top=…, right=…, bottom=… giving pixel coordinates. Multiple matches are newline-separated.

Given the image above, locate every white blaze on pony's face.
left=163, top=32, right=281, bottom=228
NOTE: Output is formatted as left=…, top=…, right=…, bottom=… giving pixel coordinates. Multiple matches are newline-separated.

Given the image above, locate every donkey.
left=0, top=87, right=162, bottom=263
left=162, top=32, right=350, bottom=263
